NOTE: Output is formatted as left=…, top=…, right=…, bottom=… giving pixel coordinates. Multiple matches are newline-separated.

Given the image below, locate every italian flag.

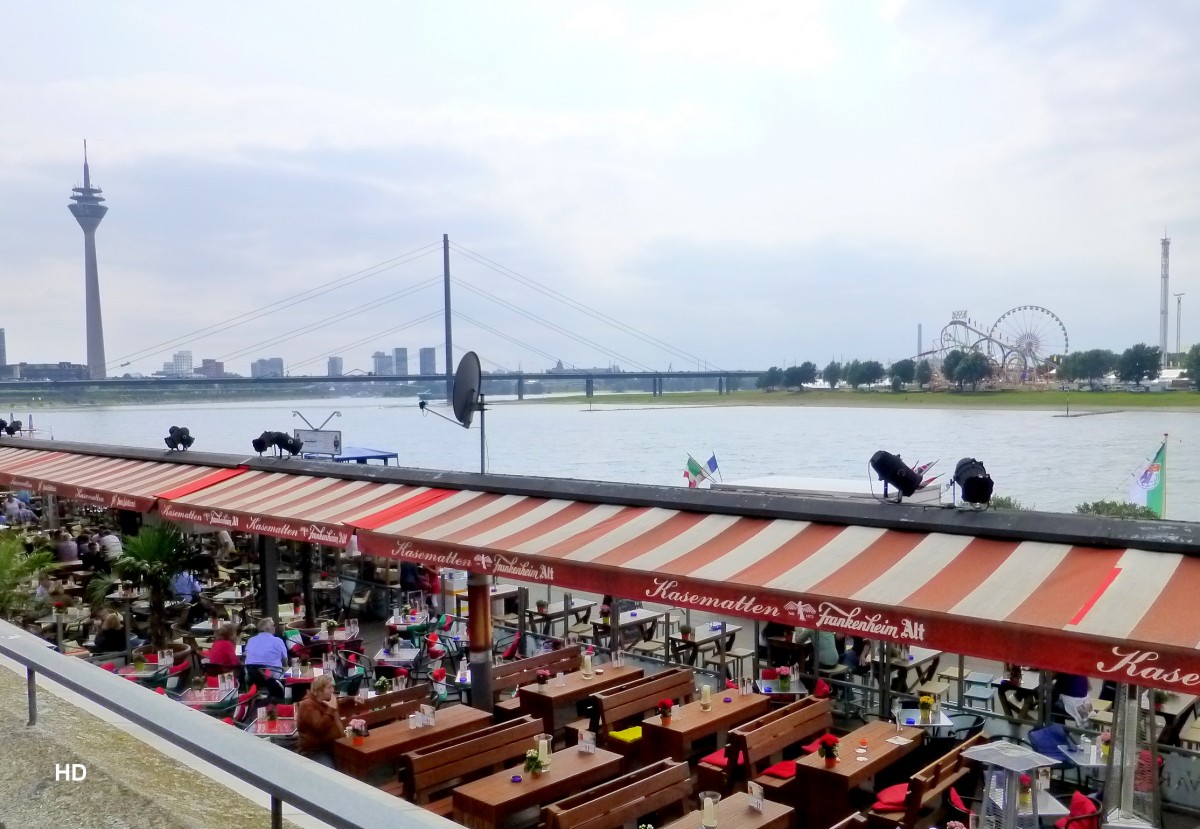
left=684, top=456, right=709, bottom=488
left=1127, top=441, right=1166, bottom=517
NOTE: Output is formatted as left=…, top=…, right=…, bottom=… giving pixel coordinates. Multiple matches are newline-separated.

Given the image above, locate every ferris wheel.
left=987, top=305, right=1069, bottom=380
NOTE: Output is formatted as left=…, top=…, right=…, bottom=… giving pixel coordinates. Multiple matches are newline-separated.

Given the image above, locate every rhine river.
left=19, top=397, right=1200, bottom=521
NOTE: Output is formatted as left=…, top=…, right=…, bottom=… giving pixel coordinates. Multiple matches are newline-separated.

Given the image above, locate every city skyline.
left=2, top=4, right=1198, bottom=374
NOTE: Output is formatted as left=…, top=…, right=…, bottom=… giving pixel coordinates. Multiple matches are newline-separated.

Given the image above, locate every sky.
left=1, top=1, right=1198, bottom=377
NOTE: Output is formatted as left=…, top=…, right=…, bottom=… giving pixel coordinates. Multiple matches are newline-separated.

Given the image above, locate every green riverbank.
left=534, top=389, right=1200, bottom=411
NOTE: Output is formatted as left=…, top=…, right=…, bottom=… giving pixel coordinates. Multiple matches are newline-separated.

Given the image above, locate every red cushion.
left=802, top=738, right=822, bottom=754
left=221, top=717, right=235, bottom=725
left=814, top=678, right=832, bottom=698
left=949, top=788, right=971, bottom=815
left=1055, top=792, right=1098, bottom=829
left=872, top=782, right=910, bottom=811
left=761, top=668, right=778, bottom=680
left=144, top=653, right=158, bottom=664
left=100, top=662, right=116, bottom=672
left=154, top=687, right=166, bottom=695
left=206, top=676, right=219, bottom=688
left=700, top=750, right=728, bottom=768
left=275, top=704, right=294, bottom=717
left=762, top=761, right=797, bottom=779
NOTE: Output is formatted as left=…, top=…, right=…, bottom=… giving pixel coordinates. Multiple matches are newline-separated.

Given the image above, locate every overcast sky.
left=2, top=1, right=1198, bottom=376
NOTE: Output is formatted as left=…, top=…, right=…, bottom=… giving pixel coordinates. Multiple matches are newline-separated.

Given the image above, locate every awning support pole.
left=752, top=620, right=760, bottom=680
left=560, top=592, right=572, bottom=642
left=467, top=569, right=494, bottom=712
left=956, top=653, right=965, bottom=711
left=300, top=544, right=315, bottom=628
left=517, top=586, right=528, bottom=651
left=260, top=536, right=279, bottom=623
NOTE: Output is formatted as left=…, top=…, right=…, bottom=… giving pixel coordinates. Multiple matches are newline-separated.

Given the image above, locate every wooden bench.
left=543, top=759, right=692, bottom=829
left=573, top=668, right=695, bottom=756
left=697, top=696, right=833, bottom=794
left=866, top=732, right=988, bottom=829
left=340, top=683, right=431, bottom=728
left=387, top=715, right=545, bottom=815
left=492, top=645, right=582, bottom=716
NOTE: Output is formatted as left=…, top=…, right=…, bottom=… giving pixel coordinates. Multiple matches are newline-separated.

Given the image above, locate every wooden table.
left=334, top=703, right=492, bottom=780
left=527, top=598, right=596, bottom=636
left=641, top=690, right=770, bottom=761
left=453, top=746, right=623, bottom=829
left=660, top=792, right=792, bottom=829
left=517, top=664, right=644, bottom=734
left=455, top=583, right=520, bottom=618
left=889, top=647, right=942, bottom=691
left=667, top=623, right=743, bottom=664
left=591, top=609, right=665, bottom=649
left=784, top=720, right=923, bottom=829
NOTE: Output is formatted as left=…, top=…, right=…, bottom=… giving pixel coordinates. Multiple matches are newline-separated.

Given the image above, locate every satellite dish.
left=452, top=351, right=482, bottom=428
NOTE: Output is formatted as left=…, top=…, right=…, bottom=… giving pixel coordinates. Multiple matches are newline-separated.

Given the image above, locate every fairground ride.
left=934, top=305, right=1068, bottom=383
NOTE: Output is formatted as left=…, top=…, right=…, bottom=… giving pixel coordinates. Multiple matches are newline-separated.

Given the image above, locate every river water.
left=19, top=396, right=1200, bottom=521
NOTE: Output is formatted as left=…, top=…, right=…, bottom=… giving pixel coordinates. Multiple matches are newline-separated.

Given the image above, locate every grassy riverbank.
left=536, top=389, right=1200, bottom=411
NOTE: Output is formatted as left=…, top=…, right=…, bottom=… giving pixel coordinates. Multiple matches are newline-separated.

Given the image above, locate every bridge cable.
left=450, top=242, right=720, bottom=370
left=107, top=241, right=442, bottom=368
left=451, top=311, right=568, bottom=367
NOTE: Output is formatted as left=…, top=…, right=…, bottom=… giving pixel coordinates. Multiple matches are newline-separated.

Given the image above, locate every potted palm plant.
left=0, top=531, right=55, bottom=622
left=88, top=524, right=192, bottom=650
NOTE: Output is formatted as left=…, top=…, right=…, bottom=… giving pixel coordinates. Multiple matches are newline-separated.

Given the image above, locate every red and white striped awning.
left=353, top=489, right=1200, bottom=694
left=0, top=450, right=244, bottom=512
left=159, top=470, right=446, bottom=548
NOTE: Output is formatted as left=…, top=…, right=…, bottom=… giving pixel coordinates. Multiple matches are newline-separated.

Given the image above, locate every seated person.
left=170, top=569, right=202, bottom=601
left=1052, top=672, right=1092, bottom=721
left=244, top=617, right=288, bottom=699
left=794, top=627, right=840, bottom=671
left=202, top=622, right=241, bottom=669
left=55, top=531, right=79, bottom=563
left=839, top=636, right=872, bottom=675
left=93, top=613, right=128, bottom=654
left=297, top=674, right=345, bottom=767
left=998, top=664, right=1039, bottom=720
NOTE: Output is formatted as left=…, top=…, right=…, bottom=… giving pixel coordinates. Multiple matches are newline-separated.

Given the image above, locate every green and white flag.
left=1127, top=440, right=1166, bottom=517
left=684, top=455, right=709, bottom=488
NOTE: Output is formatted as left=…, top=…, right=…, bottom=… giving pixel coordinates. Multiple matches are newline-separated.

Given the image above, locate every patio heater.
left=1101, top=684, right=1161, bottom=829
left=963, top=741, right=1057, bottom=829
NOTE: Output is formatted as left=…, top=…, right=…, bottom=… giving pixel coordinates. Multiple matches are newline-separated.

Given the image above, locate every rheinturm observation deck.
left=68, top=142, right=108, bottom=380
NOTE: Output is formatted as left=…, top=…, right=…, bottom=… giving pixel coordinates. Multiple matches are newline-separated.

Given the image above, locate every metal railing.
left=0, top=619, right=455, bottom=829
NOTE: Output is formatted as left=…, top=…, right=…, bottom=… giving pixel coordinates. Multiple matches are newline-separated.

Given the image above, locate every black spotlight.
left=870, top=450, right=924, bottom=499
left=0, top=420, right=8, bottom=433
left=5, top=420, right=22, bottom=436
left=954, top=458, right=994, bottom=505
left=251, top=430, right=274, bottom=455
left=164, top=426, right=194, bottom=451
left=271, top=431, right=304, bottom=457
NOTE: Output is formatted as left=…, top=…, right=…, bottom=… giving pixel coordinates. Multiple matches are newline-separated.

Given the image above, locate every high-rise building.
left=327, top=356, right=344, bottom=377
left=419, top=347, right=437, bottom=375
left=0, top=328, right=7, bottom=367
left=372, top=351, right=394, bottom=376
left=163, top=350, right=193, bottom=377
left=250, top=357, right=285, bottom=378
left=196, top=359, right=224, bottom=379
left=68, top=142, right=108, bottom=380
left=393, top=348, right=408, bottom=377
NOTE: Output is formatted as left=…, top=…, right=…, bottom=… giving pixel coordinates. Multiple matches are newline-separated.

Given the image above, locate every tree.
left=1184, top=344, right=1200, bottom=385
left=843, top=360, right=864, bottom=389
left=1075, top=500, right=1160, bottom=520
left=1117, top=343, right=1161, bottom=387
left=1078, top=349, right=1116, bottom=384
left=89, top=524, right=192, bottom=648
left=860, top=360, right=886, bottom=386
left=782, top=363, right=816, bottom=389
left=823, top=361, right=842, bottom=390
left=915, top=359, right=932, bottom=388
left=941, top=350, right=966, bottom=387
left=756, top=366, right=784, bottom=390
left=954, top=351, right=991, bottom=391
left=889, top=359, right=916, bottom=386
left=0, top=532, right=55, bottom=621
left=796, top=361, right=817, bottom=387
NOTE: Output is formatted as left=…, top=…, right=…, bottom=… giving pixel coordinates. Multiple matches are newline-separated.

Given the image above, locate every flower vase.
left=1101, top=742, right=1110, bottom=758
left=661, top=715, right=672, bottom=726
left=779, top=677, right=790, bottom=691
left=1019, top=787, right=1032, bottom=809
left=824, top=755, right=837, bottom=768
left=920, top=708, right=931, bottom=724
left=352, top=735, right=364, bottom=746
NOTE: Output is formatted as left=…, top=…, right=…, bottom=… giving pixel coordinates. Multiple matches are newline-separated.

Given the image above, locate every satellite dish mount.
left=418, top=351, right=488, bottom=473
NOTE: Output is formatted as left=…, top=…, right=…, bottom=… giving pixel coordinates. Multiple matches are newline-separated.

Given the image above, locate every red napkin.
left=431, top=667, right=447, bottom=681
left=154, top=687, right=166, bottom=695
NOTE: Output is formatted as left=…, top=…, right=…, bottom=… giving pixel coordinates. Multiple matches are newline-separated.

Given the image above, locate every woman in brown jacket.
left=297, top=674, right=344, bottom=767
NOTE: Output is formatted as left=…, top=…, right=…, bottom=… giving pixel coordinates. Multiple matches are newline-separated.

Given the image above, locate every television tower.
left=68, top=141, right=108, bottom=380
left=1159, top=235, right=1170, bottom=368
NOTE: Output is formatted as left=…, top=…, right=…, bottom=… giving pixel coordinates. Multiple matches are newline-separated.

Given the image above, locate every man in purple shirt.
left=244, top=617, right=289, bottom=700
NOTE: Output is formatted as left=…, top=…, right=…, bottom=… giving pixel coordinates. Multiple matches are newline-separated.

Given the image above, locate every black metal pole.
left=443, top=233, right=453, bottom=403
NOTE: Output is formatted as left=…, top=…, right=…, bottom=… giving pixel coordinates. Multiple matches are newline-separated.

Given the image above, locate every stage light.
left=251, top=431, right=273, bottom=454
left=5, top=421, right=23, bottom=436
left=870, top=450, right=923, bottom=499
left=164, top=426, right=194, bottom=451
left=953, top=458, right=994, bottom=505
left=271, top=431, right=304, bottom=457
